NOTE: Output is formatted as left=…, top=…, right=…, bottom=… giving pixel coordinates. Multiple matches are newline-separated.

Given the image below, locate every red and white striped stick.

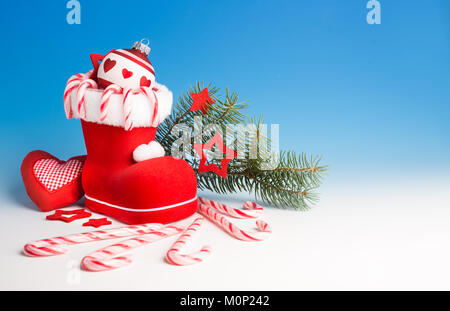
left=23, top=223, right=164, bottom=257
left=123, top=88, right=138, bottom=131
left=198, top=203, right=271, bottom=242
left=140, top=87, right=159, bottom=127
left=82, top=224, right=184, bottom=272
left=100, top=84, right=123, bottom=121
left=198, top=197, right=263, bottom=219
left=123, top=87, right=160, bottom=131
left=64, top=71, right=94, bottom=119
left=76, top=79, right=98, bottom=118
left=64, top=74, right=84, bottom=119
left=166, top=217, right=212, bottom=266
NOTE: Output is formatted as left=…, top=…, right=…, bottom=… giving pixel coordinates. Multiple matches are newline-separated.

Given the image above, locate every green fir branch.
left=157, top=83, right=328, bottom=210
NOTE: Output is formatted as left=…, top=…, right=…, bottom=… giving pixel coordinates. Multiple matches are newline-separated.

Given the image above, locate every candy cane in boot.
left=166, top=217, right=212, bottom=266
left=23, top=223, right=164, bottom=257
left=82, top=224, right=184, bottom=272
left=100, top=84, right=123, bottom=122
left=76, top=78, right=98, bottom=119
left=64, top=71, right=93, bottom=119
left=198, top=197, right=263, bottom=219
left=198, top=203, right=271, bottom=242
left=64, top=73, right=86, bottom=119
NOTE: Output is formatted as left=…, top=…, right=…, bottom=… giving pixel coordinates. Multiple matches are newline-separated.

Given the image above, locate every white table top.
left=2, top=177, right=450, bottom=291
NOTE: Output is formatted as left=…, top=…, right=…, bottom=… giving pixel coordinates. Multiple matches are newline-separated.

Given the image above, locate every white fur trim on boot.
left=68, top=82, right=172, bottom=128
left=133, top=141, right=166, bottom=162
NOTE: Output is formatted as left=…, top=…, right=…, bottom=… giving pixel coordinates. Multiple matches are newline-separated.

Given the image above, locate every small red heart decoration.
left=140, top=76, right=152, bottom=87
left=122, top=68, right=133, bottom=79
left=103, top=58, right=116, bottom=73
left=21, top=150, right=86, bottom=212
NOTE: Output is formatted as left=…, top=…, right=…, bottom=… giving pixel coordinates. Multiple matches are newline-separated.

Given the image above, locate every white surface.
left=1, top=177, right=450, bottom=291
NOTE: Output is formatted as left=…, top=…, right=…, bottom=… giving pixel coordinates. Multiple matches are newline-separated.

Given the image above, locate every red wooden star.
left=46, top=208, right=92, bottom=223
left=193, top=133, right=237, bottom=178
left=190, top=88, right=215, bottom=114
left=83, top=217, right=112, bottom=228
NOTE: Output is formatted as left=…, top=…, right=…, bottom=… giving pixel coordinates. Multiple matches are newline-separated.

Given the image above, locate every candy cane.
left=166, top=217, right=212, bottom=266
left=64, top=71, right=94, bottom=119
left=198, top=197, right=263, bottom=219
left=82, top=224, right=184, bottom=272
left=140, top=87, right=159, bottom=127
left=123, top=87, right=159, bottom=131
left=76, top=79, right=98, bottom=119
left=123, top=88, right=138, bottom=131
left=198, top=203, right=271, bottom=242
left=23, top=223, right=164, bottom=257
left=64, top=74, right=85, bottom=119
left=100, top=84, right=123, bottom=121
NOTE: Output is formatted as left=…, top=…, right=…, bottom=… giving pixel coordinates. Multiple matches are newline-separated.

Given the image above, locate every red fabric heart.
left=103, top=58, right=116, bottom=73
left=21, top=150, right=86, bottom=212
left=140, top=76, right=151, bottom=87
left=122, top=68, right=133, bottom=79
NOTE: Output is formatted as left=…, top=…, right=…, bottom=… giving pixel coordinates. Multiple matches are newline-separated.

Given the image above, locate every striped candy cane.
left=64, top=74, right=85, bottom=119
left=63, top=71, right=94, bottom=119
left=198, top=203, right=271, bottom=242
left=82, top=224, right=184, bottom=272
left=198, top=197, right=263, bottom=219
left=166, top=217, right=212, bottom=266
left=76, top=79, right=98, bottom=119
left=140, top=87, right=159, bottom=127
left=123, top=87, right=159, bottom=131
left=123, top=88, right=138, bottom=131
left=100, top=84, right=123, bottom=121
left=23, top=223, right=163, bottom=257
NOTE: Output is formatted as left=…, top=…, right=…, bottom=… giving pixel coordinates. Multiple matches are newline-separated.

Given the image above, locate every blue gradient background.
left=0, top=0, right=449, bottom=199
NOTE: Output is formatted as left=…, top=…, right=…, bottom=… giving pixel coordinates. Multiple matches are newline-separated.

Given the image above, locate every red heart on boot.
left=103, top=58, right=116, bottom=73
left=21, top=150, right=86, bottom=212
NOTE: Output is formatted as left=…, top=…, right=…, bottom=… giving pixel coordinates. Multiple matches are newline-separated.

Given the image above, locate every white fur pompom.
left=133, top=141, right=165, bottom=162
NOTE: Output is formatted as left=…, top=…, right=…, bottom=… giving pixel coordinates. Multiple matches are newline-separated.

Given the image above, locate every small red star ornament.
left=194, top=133, right=237, bottom=178
left=83, top=217, right=112, bottom=228
left=46, top=208, right=92, bottom=223
left=190, top=88, right=216, bottom=114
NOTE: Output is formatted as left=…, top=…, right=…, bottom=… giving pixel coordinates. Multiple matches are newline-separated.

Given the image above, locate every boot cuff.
left=67, top=81, right=172, bottom=129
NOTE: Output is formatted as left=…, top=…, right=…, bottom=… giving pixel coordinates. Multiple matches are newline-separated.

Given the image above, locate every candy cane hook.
left=198, top=204, right=271, bottom=242
left=82, top=224, right=184, bottom=272
left=76, top=78, right=98, bottom=118
left=140, top=86, right=159, bottom=127
left=100, top=84, right=123, bottom=121
left=166, top=217, right=212, bottom=266
left=23, top=223, right=164, bottom=257
left=123, top=87, right=159, bottom=131
left=198, top=197, right=263, bottom=219
left=64, top=71, right=94, bottom=119
left=123, top=88, right=139, bottom=131
left=64, top=74, right=85, bottom=119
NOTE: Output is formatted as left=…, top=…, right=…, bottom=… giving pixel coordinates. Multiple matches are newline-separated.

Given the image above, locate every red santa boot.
left=64, top=38, right=198, bottom=224
left=66, top=82, right=198, bottom=224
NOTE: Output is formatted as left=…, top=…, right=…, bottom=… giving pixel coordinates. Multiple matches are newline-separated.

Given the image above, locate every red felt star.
left=190, top=88, right=215, bottom=114
left=83, top=217, right=112, bottom=228
left=46, top=208, right=92, bottom=223
left=193, top=133, right=237, bottom=178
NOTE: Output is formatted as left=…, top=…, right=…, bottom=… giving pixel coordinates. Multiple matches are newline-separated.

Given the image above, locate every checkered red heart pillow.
left=34, top=158, right=84, bottom=192
left=21, top=150, right=86, bottom=212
